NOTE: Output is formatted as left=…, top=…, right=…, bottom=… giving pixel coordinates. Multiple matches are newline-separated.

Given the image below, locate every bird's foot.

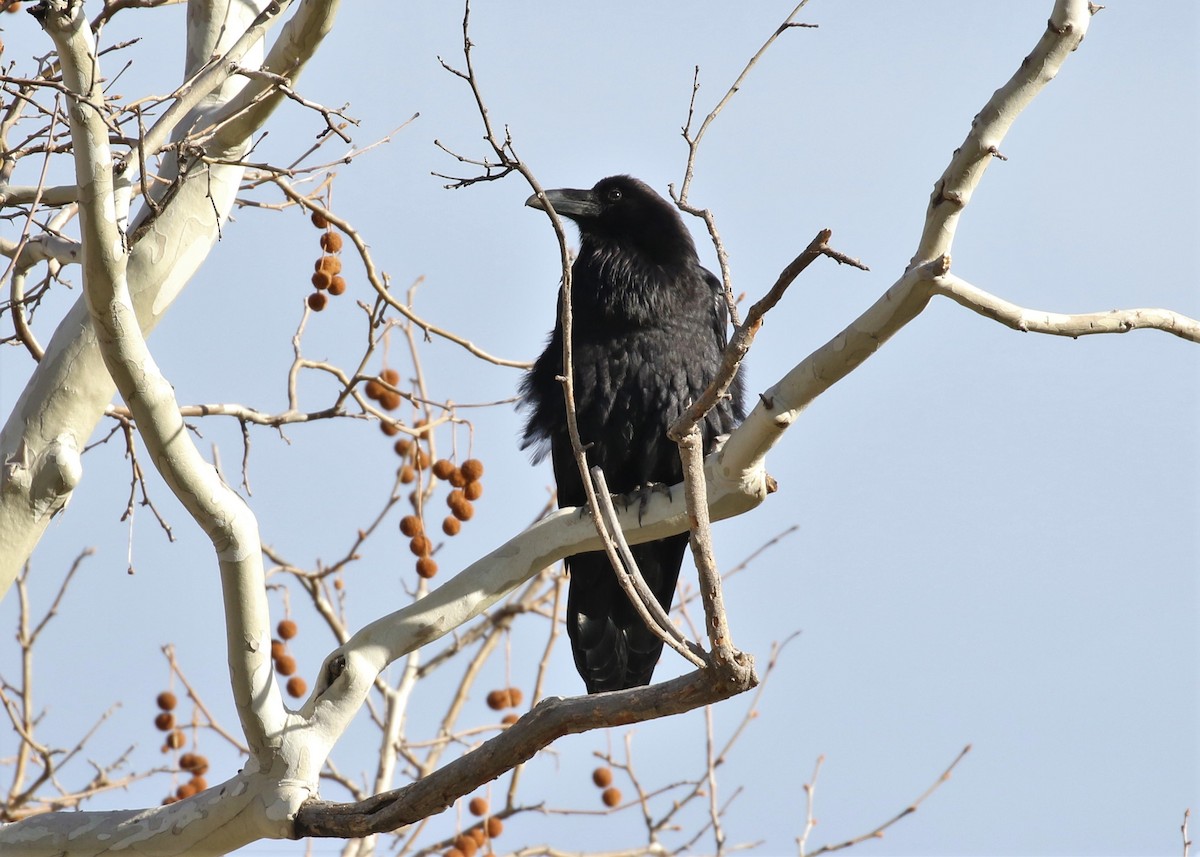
left=618, top=481, right=673, bottom=524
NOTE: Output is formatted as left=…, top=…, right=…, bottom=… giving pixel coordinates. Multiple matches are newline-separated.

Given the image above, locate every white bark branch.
left=912, top=0, right=1092, bottom=266
left=136, top=0, right=296, bottom=160
left=933, top=273, right=1200, bottom=342
left=39, top=0, right=288, bottom=763
left=210, top=0, right=342, bottom=149
left=724, top=0, right=1101, bottom=472
left=0, top=0, right=341, bottom=598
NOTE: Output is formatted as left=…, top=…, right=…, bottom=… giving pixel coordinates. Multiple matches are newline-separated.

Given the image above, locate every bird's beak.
left=525, top=188, right=600, bottom=219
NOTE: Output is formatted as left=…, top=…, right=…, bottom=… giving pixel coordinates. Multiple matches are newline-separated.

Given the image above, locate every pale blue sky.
left=2, top=2, right=1196, bottom=854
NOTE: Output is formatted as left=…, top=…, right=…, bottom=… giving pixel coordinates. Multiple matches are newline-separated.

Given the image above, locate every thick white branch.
left=39, top=0, right=287, bottom=764
left=306, top=447, right=769, bottom=742
left=0, top=233, right=82, bottom=268
left=137, top=0, right=296, bottom=160
left=0, top=0, right=342, bottom=598
left=912, top=0, right=1091, bottom=266
left=933, top=273, right=1200, bottom=342
left=210, top=0, right=342, bottom=148
left=0, top=770, right=306, bottom=856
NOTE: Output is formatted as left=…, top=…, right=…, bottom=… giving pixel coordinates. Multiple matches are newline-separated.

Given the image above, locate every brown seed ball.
left=431, top=459, right=456, bottom=480
left=327, top=276, right=347, bottom=296
left=381, top=367, right=400, bottom=385
left=319, top=231, right=343, bottom=253
left=485, top=689, right=510, bottom=711
left=414, top=448, right=431, bottom=470
left=393, top=438, right=412, bottom=457
left=485, top=816, right=503, bottom=838
left=364, top=378, right=384, bottom=401
left=286, top=676, right=307, bottom=698
left=500, top=713, right=519, bottom=726
left=444, top=849, right=465, bottom=857
left=270, top=639, right=286, bottom=659
left=310, top=211, right=329, bottom=229
left=408, top=534, right=431, bottom=557
left=592, top=766, right=613, bottom=788
left=156, top=691, right=177, bottom=711
left=447, top=467, right=467, bottom=488
left=399, top=464, right=416, bottom=484
left=601, top=787, right=622, bottom=808
left=468, top=796, right=489, bottom=817
left=179, top=752, right=199, bottom=771
left=463, top=481, right=483, bottom=502
left=448, top=491, right=474, bottom=522
left=506, top=687, right=523, bottom=707
left=315, top=255, right=342, bottom=275
left=161, top=795, right=179, bottom=805
left=461, top=459, right=484, bottom=482
left=275, top=654, right=296, bottom=677
left=415, top=556, right=438, bottom=578
left=468, top=827, right=487, bottom=846
left=154, top=712, right=175, bottom=731
left=277, top=619, right=298, bottom=640
left=311, top=270, right=332, bottom=290
left=399, top=515, right=423, bottom=537
left=381, top=420, right=401, bottom=437
left=176, top=782, right=198, bottom=799
left=188, top=755, right=209, bottom=776
left=453, top=835, right=477, bottom=857
left=442, top=516, right=461, bottom=537
left=167, top=729, right=187, bottom=750
left=306, top=291, right=327, bottom=312
left=379, top=390, right=402, bottom=412
left=189, top=775, right=208, bottom=792
left=333, top=577, right=345, bottom=591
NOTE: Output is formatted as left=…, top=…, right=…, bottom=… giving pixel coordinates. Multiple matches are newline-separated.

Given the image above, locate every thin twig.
left=803, top=745, right=973, bottom=857
left=670, top=1, right=817, bottom=325
left=590, top=467, right=707, bottom=670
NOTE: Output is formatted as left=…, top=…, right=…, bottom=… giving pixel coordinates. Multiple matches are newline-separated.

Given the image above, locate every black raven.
left=520, top=175, right=745, bottom=694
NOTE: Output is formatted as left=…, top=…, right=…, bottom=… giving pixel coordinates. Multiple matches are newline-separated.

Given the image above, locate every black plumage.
left=520, top=175, right=745, bottom=694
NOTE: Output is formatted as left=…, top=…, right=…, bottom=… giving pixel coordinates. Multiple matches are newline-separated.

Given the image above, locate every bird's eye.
left=605, top=187, right=623, bottom=203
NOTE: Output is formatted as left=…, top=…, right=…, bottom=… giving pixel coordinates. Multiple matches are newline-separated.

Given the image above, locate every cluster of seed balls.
left=153, top=691, right=210, bottom=804
left=444, top=795, right=504, bottom=857
left=306, top=211, right=346, bottom=312
left=365, top=368, right=403, bottom=413
left=591, top=765, right=622, bottom=808
left=271, top=619, right=308, bottom=698
left=485, top=685, right=523, bottom=727
left=398, top=456, right=485, bottom=580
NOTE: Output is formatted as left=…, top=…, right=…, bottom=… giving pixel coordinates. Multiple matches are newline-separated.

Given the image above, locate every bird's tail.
left=565, top=533, right=688, bottom=694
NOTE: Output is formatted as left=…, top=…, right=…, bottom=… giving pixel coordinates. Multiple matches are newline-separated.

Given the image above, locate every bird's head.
left=526, top=175, right=696, bottom=265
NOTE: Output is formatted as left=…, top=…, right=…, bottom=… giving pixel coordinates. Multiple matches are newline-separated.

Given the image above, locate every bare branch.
left=38, top=0, right=285, bottom=767
left=934, top=272, right=1200, bottom=342
left=590, top=467, right=707, bottom=671
left=912, top=0, right=1096, bottom=266
left=270, top=177, right=531, bottom=368
left=294, top=664, right=758, bottom=839
left=671, top=1, right=817, bottom=324
left=802, top=745, right=972, bottom=857
left=669, top=229, right=866, bottom=444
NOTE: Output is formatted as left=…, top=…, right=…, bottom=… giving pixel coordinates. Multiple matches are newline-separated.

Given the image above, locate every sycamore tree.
left=0, top=1, right=1195, bottom=855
